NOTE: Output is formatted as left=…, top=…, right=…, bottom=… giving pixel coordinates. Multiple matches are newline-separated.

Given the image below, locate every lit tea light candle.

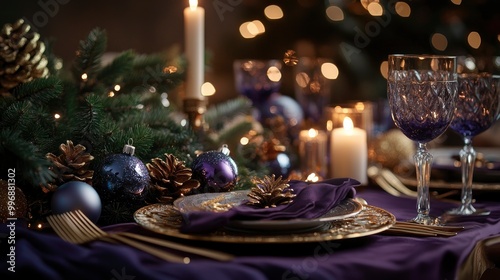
left=330, top=117, right=367, bottom=184
left=299, top=128, right=327, bottom=180
left=184, top=0, right=205, bottom=100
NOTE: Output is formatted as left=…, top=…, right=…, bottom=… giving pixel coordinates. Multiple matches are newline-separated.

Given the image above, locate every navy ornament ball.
left=93, top=140, right=151, bottom=204
left=51, top=181, right=102, bottom=223
left=191, top=145, right=238, bottom=193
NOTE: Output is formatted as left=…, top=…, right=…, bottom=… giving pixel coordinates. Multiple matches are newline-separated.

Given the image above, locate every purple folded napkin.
left=179, top=178, right=360, bottom=233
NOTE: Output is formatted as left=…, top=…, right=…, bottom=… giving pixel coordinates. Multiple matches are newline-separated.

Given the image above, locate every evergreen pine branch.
left=0, top=129, right=55, bottom=186
left=0, top=100, right=31, bottom=128
left=209, top=120, right=254, bottom=152
left=203, top=97, right=253, bottom=129
left=101, top=93, right=143, bottom=119
left=11, top=77, right=62, bottom=106
left=43, top=38, right=62, bottom=76
left=72, top=28, right=107, bottom=81
left=121, top=53, right=184, bottom=94
left=0, top=92, right=15, bottom=111
left=111, top=124, right=153, bottom=160
left=97, top=50, right=135, bottom=87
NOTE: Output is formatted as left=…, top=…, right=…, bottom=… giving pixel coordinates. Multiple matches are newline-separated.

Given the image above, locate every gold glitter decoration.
left=283, top=50, right=298, bottom=66
left=0, top=180, right=28, bottom=222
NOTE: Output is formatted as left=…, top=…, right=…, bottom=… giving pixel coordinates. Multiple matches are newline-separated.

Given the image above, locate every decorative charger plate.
left=133, top=203, right=396, bottom=244
left=173, top=190, right=363, bottom=231
left=395, top=147, right=500, bottom=191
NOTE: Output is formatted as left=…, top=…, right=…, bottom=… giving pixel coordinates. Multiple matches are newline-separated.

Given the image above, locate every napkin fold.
left=179, top=178, right=360, bottom=233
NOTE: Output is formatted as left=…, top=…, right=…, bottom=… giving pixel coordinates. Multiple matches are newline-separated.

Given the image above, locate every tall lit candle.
left=184, top=0, right=205, bottom=100
left=330, top=117, right=367, bottom=185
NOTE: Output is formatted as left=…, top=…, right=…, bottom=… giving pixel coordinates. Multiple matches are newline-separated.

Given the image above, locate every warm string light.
left=240, top=4, right=284, bottom=39
left=201, top=82, right=216, bottom=97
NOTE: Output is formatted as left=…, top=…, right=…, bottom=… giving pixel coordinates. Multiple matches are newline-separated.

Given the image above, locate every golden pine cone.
left=42, top=140, right=94, bottom=192
left=0, top=19, right=49, bottom=92
left=246, top=175, right=296, bottom=208
left=147, top=153, right=200, bottom=203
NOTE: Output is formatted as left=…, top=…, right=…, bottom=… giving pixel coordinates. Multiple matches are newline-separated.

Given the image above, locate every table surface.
left=2, top=187, right=500, bottom=280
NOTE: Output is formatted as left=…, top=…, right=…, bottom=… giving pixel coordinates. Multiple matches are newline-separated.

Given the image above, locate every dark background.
left=1, top=0, right=499, bottom=106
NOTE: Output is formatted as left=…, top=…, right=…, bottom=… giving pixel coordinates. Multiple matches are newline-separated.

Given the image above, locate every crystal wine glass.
left=446, top=72, right=500, bottom=216
left=387, top=54, right=458, bottom=225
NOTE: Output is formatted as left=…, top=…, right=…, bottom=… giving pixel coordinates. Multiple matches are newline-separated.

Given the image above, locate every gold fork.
left=47, top=210, right=234, bottom=263
left=354, top=197, right=464, bottom=237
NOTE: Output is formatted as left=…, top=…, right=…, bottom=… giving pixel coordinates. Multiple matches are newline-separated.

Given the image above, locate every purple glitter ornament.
left=191, top=145, right=238, bottom=193
left=93, top=140, right=150, bottom=203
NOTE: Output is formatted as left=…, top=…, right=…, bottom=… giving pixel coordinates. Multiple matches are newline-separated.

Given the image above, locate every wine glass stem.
left=414, top=143, right=433, bottom=222
left=460, top=137, right=476, bottom=211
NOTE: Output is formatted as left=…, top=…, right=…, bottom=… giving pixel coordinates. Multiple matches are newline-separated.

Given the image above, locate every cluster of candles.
left=183, top=2, right=370, bottom=184
left=298, top=103, right=370, bottom=185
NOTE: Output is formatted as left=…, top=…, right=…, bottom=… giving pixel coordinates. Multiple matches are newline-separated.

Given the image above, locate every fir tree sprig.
left=72, top=27, right=107, bottom=85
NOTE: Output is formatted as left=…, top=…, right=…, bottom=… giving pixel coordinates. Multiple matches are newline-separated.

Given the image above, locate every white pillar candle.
left=330, top=117, right=367, bottom=184
left=184, top=0, right=205, bottom=100
left=299, top=128, right=328, bottom=180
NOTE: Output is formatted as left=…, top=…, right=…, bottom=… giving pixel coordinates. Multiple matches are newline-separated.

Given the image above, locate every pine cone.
left=147, top=154, right=200, bottom=203
left=0, top=19, right=49, bottom=93
left=246, top=175, right=296, bottom=208
left=42, top=140, right=94, bottom=192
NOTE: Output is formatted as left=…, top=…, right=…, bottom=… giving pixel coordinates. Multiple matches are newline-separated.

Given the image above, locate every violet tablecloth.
left=2, top=188, right=500, bottom=280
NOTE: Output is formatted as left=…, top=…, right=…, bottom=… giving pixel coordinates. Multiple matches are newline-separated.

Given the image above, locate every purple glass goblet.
left=446, top=73, right=500, bottom=216
left=388, top=54, right=458, bottom=225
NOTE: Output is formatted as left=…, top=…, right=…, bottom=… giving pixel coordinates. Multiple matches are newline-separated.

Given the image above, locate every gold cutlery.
left=355, top=197, right=465, bottom=237
left=47, top=210, right=234, bottom=263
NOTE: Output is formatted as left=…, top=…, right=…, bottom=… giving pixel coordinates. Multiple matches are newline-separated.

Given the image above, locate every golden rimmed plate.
left=173, top=190, right=363, bottom=231
left=133, top=204, right=396, bottom=243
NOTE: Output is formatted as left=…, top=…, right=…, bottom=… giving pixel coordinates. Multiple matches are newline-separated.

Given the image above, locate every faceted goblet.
left=387, top=54, right=458, bottom=225
left=446, top=73, right=500, bottom=216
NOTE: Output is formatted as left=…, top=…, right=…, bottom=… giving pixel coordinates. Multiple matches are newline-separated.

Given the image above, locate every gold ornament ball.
left=0, top=180, right=28, bottom=223
left=370, top=129, right=416, bottom=169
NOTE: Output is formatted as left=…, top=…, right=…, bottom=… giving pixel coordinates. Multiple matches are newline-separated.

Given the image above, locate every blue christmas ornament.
left=191, top=144, right=238, bottom=193
left=258, top=93, right=304, bottom=139
left=93, top=140, right=150, bottom=203
left=51, top=181, right=102, bottom=223
left=265, top=152, right=292, bottom=178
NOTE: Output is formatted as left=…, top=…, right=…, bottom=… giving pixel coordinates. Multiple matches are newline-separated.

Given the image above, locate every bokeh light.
left=321, top=62, right=339, bottom=79
left=267, top=66, right=282, bottom=82
left=326, top=6, right=344, bottom=21
left=431, top=33, right=448, bottom=51
left=201, top=82, right=216, bottom=96
left=367, top=2, right=383, bottom=16
left=395, top=2, right=411, bottom=17
left=380, top=61, right=388, bottom=79
left=264, top=5, right=283, bottom=20
left=467, top=31, right=481, bottom=49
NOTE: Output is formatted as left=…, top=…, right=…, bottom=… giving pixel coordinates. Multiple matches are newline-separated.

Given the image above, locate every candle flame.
left=308, top=128, right=318, bottom=138
left=189, top=0, right=198, bottom=10
left=343, top=117, right=354, bottom=131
